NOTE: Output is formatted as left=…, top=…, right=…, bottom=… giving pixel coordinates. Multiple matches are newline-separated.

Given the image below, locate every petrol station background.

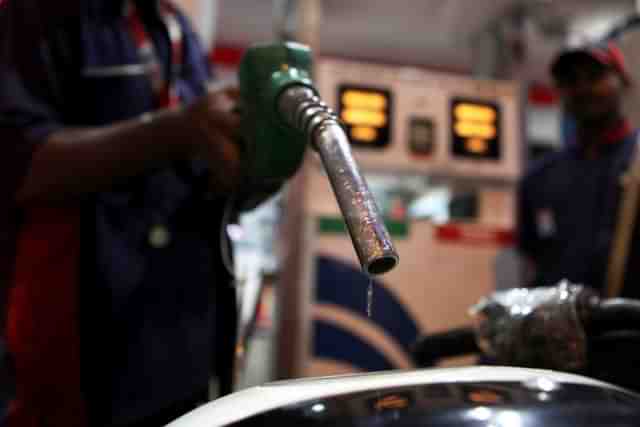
left=5, top=3, right=640, bottom=424
left=163, top=0, right=640, bottom=388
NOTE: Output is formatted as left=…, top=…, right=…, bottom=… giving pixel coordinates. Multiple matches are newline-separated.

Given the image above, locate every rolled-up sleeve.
left=0, top=65, right=63, bottom=144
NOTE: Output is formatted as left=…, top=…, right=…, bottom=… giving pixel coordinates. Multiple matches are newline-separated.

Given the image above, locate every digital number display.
left=451, top=98, right=501, bottom=160
left=338, top=85, right=392, bottom=148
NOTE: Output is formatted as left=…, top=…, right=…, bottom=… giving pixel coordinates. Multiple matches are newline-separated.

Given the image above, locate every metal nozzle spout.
left=279, top=85, right=399, bottom=275
left=313, top=122, right=399, bottom=275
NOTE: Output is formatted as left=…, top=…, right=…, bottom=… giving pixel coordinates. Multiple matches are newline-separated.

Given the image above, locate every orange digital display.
left=338, top=85, right=392, bottom=148
left=451, top=98, right=501, bottom=160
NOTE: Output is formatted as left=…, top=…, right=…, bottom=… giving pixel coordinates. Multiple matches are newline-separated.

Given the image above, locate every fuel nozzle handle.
left=278, top=85, right=399, bottom=275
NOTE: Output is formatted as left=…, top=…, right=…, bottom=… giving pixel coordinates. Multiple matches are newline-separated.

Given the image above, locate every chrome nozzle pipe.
left=278, top=85, right=399, bottom=275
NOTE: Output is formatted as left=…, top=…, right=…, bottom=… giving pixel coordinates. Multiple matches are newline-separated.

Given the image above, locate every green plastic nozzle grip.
left=238, top=41, right=315, bottom=185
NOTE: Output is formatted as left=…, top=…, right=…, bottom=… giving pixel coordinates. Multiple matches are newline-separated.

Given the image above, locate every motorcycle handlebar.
left=584, top=298, right=640, bottom=337
left=412, top=297, right=640, bottom=368
left=411, top=327, right=479, bottom=367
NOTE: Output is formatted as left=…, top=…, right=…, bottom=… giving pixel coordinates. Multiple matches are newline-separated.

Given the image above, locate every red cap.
left=550, top=41, right=631, bottom=86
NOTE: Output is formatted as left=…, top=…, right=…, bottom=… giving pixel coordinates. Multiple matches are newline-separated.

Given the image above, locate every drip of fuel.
left=366, top=275, right=383, bottom=415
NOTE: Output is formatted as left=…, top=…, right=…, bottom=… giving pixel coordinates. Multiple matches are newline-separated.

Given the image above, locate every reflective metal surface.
left=278, top=85, right=399, bottom=275
left=226, top=377, right=640, bottom=427
left=168, top=367, right=640, bottom=427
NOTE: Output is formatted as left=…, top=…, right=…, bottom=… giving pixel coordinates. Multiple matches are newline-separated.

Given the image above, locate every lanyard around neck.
left=126, top=0, right=183, bottom=108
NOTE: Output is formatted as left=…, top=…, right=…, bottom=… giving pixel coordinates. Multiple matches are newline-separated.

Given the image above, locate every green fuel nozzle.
left=239, top=42, right=399, bottom=275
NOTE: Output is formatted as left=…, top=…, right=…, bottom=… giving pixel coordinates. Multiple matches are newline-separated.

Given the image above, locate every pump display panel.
left=450, top=98, right=501, bottom=160
left=338, top=85, right=392, bottom=148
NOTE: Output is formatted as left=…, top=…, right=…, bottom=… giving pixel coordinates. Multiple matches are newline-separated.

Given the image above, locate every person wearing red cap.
left=517, top=41, right=640, bottom=298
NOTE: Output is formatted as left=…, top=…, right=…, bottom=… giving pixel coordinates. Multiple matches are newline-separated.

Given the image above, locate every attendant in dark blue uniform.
left=518, top=41, right=640, bottom=299
left=0, top=1, right=261, bottom=426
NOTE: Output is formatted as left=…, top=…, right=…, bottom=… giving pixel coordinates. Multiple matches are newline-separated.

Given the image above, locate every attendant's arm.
left=17, top=88, right=242, bottom=205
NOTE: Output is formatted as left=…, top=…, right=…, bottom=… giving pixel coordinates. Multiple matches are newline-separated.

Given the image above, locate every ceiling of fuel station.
left=215, top=0, right=636, bottom=82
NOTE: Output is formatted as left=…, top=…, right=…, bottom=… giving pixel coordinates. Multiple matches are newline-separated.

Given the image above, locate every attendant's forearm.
left=16, top=108, right=197, bottom=204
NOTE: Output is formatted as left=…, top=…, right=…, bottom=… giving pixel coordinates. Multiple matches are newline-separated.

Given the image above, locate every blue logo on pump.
left=313, top=255, right=420, bottom=371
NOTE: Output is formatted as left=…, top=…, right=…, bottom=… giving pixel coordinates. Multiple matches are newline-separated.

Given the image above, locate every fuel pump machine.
left=234, top=43, right=522, bottom=380
left=301, top=57, right=523, bottom=376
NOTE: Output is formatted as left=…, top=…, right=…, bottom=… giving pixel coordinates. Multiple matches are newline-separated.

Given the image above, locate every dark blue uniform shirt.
left=0, top=1, right=236, bottom=425
left=518, top=129, right=640, bottom=299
